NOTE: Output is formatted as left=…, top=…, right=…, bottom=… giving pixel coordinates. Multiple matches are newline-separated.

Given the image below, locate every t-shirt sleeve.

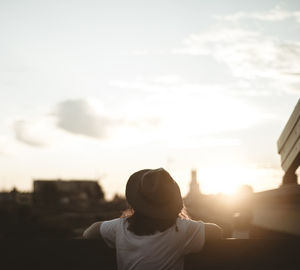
left=100, top=218, right=121, bottom=248
left=182, top=220, right=205, bottom=254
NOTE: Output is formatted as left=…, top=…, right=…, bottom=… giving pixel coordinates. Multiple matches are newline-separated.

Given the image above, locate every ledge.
left=1, top=239, right=300, bottom=269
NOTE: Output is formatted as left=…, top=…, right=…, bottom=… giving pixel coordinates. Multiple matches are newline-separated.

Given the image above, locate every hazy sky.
left=0, top=0, right=299, bottom=198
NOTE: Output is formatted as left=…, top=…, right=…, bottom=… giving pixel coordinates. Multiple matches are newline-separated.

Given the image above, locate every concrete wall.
left=1, top=239, right=300, bottom=270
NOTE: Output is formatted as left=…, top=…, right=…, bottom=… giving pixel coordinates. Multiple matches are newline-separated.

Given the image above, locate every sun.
left=198, top=165, right=256, bottom=195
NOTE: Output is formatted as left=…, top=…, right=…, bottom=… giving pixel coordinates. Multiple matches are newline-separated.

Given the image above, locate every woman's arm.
left=83, top=221, right=103, bottom=239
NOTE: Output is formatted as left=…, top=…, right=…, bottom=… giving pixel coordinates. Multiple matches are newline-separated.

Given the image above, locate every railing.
left=1, top=239, right=300, bottom=269
left=277, top=98, right=300, bottom=184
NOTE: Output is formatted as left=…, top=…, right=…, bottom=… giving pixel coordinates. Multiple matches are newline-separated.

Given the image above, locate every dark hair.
left=121, top=208, right=190, bottom=236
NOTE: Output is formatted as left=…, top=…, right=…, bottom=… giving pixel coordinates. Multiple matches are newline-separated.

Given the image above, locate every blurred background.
left=0, top=0, right=300, bottom=239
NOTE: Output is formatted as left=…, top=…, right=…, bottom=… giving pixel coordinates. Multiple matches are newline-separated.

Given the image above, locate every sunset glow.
left=0, top=1, right=299, bottom=198
left=196, top=165, right=258, bottom=195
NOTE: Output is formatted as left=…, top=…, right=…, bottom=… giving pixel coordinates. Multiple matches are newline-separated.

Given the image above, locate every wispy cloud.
left=171, top=4, right=300, bottom=95
left=215, top=5, right=300, bottom=23
left=13, top=120, right=46, bottom=147
left=173, top=27, right=300, bottom=93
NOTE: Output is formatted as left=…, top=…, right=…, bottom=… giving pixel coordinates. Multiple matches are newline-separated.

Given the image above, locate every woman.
left=83, top=168, right=222, bottom=270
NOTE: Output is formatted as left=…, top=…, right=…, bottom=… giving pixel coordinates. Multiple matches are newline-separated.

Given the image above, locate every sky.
left=0, top=0, right=299, bottom=199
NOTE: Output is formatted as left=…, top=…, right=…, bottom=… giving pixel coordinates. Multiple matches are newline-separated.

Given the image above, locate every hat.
left=125, top=168, right=183, bottom=219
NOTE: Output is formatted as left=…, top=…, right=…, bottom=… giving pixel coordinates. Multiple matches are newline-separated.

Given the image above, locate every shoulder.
left=100, top=218, right=125, bottom=235
left=176, top=219, right=206, bottom=253
left=83, top=218, right=125, bottom=240
left=102, top=217, right=124, bottom=226
left=177, top=218, right=205, bottom=230
left=99, top=218, right=126, bottom=248
left=177, top=218, right=205, bottom=236
left=101, top=217, right=124, bottom=227
left=177, top=219, right=222, bottom=240
left=83, top=221, right=103, bottom=239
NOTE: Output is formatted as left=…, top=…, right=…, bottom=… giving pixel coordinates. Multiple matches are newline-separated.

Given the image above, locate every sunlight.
left=162, top=92, right=263, bottom=138
left=119, top=87, right=264, bottom=146
left=198, top=165, right=257, bottom=195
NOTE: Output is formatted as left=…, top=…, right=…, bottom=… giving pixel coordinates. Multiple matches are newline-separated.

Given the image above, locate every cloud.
left=54, top=99, right=114, bottom=139
left=13, top=120, right=46, bottom=147
left=53, top=98, right=160, bottom=139
left=173, top=27, right=300, bottom=93
left=172, top=4, right=300, bottom=95
left=215, top=6, right=300, bottom=23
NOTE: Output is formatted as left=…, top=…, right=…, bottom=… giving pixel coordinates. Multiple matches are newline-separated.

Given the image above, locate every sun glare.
left=198, top=165, right=257, bottom=195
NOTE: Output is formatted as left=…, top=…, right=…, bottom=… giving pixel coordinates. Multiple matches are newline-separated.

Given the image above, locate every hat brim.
left=125, top=169, right=183, bottom=219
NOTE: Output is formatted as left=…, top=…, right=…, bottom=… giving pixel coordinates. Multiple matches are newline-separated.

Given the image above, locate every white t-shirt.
left=100, top=217, right=205, bottom=270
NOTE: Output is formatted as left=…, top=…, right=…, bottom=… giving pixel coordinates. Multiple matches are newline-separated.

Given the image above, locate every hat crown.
left=139, top=168, right=172, bottom=204
left=125, top=168, right=183, bottom=219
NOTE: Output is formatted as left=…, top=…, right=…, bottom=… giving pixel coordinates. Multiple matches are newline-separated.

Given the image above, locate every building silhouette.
left=33, top=179, right=104, bottom=209
left=185, top=169, right=201, bottom=206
